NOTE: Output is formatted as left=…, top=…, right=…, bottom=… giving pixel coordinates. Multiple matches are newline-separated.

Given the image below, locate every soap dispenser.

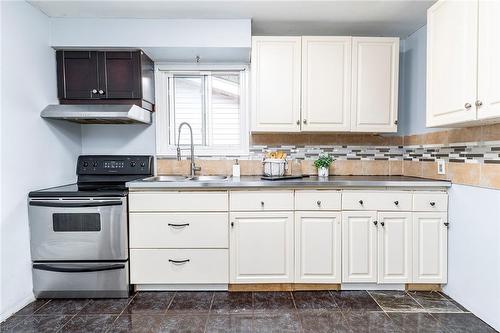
left=232, top=159, right=241, bottom=178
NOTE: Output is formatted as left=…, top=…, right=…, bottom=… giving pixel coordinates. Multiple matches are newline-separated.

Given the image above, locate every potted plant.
left=314, top=154, right=333, bottom=177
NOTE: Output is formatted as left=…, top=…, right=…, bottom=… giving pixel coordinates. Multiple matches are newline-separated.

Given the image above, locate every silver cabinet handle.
left=98, top=89, right=105, bottom=95
left=168, top=223, right=189, bottom=228
left=476, top=100, right=483, bottom=107
left=317, top=200, right=321, bottom=207
left=303, top=119, right=307, bottom=124
left=91, top=89, right=98, bottom=94
left=169, top=259, right=190, bottom=264
left=296, top=120, right=300, bottom=125
left=465, top=103, right=472, bottom=109
left=260, top=201, right=265, bottom=207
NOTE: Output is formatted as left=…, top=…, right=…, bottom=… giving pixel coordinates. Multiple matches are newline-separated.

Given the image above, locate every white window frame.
left=155, top=63, right=250, bottom=157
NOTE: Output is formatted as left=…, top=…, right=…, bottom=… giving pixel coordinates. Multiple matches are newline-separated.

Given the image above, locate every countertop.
left=126, top=175, right=451, bottom=189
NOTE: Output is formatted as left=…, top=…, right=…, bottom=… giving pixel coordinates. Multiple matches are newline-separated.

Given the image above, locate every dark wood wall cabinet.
left=56, top=50, right=155, bottom=111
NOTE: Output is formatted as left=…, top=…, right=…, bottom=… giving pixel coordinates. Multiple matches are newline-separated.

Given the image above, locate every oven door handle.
left=33, top=263, right=125, bottom=273
left=29, top=201, right=122, bottom=208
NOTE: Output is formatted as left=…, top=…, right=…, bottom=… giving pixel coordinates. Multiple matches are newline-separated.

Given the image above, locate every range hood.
left=40, top=104, right=152, bottom=124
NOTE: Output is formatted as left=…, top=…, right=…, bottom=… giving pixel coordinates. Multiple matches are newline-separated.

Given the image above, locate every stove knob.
left=130, top=161, right=136, bottom=167
left=93, top=162, right=98, bottom=167
left=83, top=161, right=89, bottom=167
left=140, top=162, right=146, bottom=167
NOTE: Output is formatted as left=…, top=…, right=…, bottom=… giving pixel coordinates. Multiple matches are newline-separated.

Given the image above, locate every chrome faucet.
left=176, top=122, right=201, bottom=177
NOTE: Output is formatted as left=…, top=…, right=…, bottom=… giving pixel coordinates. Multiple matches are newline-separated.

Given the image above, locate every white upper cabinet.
left=301, top=37, right=352, bottom=132
left=477, top=0, right=500, bottom=120
left=251, top=36, right=399, bottom=133
left=251, top=36, right=302, bottom=132
left=426, top=0, right=478, bottom=127
left=427, top=0, right=500, bottom=127
left=351, top=37, right=399, bottom=132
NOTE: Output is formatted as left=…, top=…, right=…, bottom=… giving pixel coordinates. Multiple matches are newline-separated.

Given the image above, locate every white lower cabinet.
left=378, top=212, right=413, bottom=283
left=230, top=211, right=294, bottom=283
left=342, top=211, right=378, bottom=283
left=413, top=212, right=448, bottom=283
left=295, top=211, right=342, bottom=283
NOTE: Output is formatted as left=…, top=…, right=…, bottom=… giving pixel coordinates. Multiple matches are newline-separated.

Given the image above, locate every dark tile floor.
left=1, top=290, right=497, bottom=332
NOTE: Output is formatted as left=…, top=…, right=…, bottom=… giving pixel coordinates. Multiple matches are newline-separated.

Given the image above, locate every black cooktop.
left=28, top=155, right=153, bottom=198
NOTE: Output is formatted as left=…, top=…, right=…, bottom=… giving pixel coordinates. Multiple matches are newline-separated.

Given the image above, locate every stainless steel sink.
left=188, top=175, right=228, bottom=181
left=142, top=176, right=189, bottom=182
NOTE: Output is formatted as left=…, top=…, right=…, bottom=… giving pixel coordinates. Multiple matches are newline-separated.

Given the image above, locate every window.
left=156, top=68, right=249, bottom=156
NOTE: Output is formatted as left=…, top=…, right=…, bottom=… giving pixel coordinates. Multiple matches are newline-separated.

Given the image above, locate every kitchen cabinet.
left=342, top=211, right=378, bottom=283
left=427, top=0, right=500, bottom=127
left=251, top=36, right=399, bottom=133
left=251, top=36, right=302, bottom=132
left=351, top=37, right=399, bottom=132
left=230, top=211, right=294, bottom=283
left=377, top=212, right=412, bottom=283
left=56, top=50, right=154, bottom=111
left=413, top=212, right=448, bottom=283
left=295, top=211, right=342, bottom=283
left=301, top=37, right=352, bottom=132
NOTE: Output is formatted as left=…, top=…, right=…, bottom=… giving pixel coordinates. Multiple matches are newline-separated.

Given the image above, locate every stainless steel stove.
left=28, top=155, right=153, bottom=298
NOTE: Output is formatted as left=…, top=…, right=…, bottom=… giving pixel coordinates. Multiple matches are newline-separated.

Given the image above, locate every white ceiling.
left=29, top=0, right=435, bottom=38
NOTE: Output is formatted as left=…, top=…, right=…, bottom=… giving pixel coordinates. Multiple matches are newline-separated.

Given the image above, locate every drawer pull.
left=444, top=222, right=449, bottom=228
left=317, top=200, right=321, bottom=207
left=380, top=221, right=385, bottom=227
left=394, top=201, right=399, bottom=206
left=430, top=202, right=436, bottom=207
left=373, top=221, right=378, bottom=226
left=168, top=223, right=190, bottom=228
left=261, top=201, right=265, bottom=207
left=359, top=200, right=364, bottom=205
left=169, top=259, right=190, bottom=264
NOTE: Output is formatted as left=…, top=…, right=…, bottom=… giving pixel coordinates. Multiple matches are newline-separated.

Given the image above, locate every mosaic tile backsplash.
left=194, top=141, right=500, bottom=165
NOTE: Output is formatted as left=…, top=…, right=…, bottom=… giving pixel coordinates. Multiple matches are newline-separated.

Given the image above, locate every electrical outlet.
left=437, top=160, right=446, bottom=175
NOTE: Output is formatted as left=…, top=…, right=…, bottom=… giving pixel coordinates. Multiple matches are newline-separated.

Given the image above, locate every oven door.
left=28, top=197, right=128, bottom=261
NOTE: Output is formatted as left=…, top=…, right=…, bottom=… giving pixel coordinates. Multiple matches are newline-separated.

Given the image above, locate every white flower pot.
left=318, top=167, right=329, bottom=177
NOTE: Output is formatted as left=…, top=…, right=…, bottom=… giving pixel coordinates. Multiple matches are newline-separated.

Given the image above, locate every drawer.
left=295, top=190, right=341, bottom=210
left=230, top=191, right=294, bottom=211
left=342, top=191, right=412, bottom=211
left=129, top=191, right=228, bottom=212
left=130, top=249, right=228, bottom=284
left=413, top=192, right=448, bottom=211
left=129, top=213, right=228, bottom=248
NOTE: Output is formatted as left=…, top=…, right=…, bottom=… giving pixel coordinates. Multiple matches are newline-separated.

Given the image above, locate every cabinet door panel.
left=230, top=212, right=294, bottom=283
left=413, top=212, right=448, bottom=283
left=301, top=37, right=351, bottom=131
left=378, top=212, right=412, bottom=284
left=57, top=51, right=99, bottom=99
left=295, top=212, right=341, bottom=283
left=477, top=0, right=500, bottom=120
left=426, top=0, right=478, bottom=126
left=101, top=51, right=141, bottom=99
left=342, top=211, right=378, bottom=283
left=351, top=37, right=399, bottom=132
left=251, top=37, right=301, bottom=132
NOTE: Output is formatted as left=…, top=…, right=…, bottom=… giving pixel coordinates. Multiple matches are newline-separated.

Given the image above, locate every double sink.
left=142, top=175, right=229, bottom=182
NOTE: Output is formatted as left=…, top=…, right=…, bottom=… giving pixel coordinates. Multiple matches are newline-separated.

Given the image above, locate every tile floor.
left=1, top=290, right=497, bottom=332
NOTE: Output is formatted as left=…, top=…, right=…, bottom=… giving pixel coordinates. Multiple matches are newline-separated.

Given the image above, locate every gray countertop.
left=126, top=175, right=451, bottom=189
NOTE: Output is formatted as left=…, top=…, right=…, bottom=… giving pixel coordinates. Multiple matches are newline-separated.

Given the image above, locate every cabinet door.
left=295, top=212, right=341, bottom=283
left=230, top=211, right=294, bottom=283
left=413, top=212, right=448, bottom=283
left=351, top=37, right=399, bottom=132
left=426, top=0, right=478, bottom=126
left=378, top=212, right=412, bottom=284
left=301, top=37, right=351, bottom=131
left=342, top=211, right=378, bottom=283
left=99, top=51, right=141, bottom=99
left=477, top=0, right=500, bottom=120
left=56, top=51, right=99, bottom=99
left=251, top=36, right=301, bottom=132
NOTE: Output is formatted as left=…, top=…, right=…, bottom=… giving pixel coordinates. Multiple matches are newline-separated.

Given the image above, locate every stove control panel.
left=77, top=155, right=154, bottom=175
